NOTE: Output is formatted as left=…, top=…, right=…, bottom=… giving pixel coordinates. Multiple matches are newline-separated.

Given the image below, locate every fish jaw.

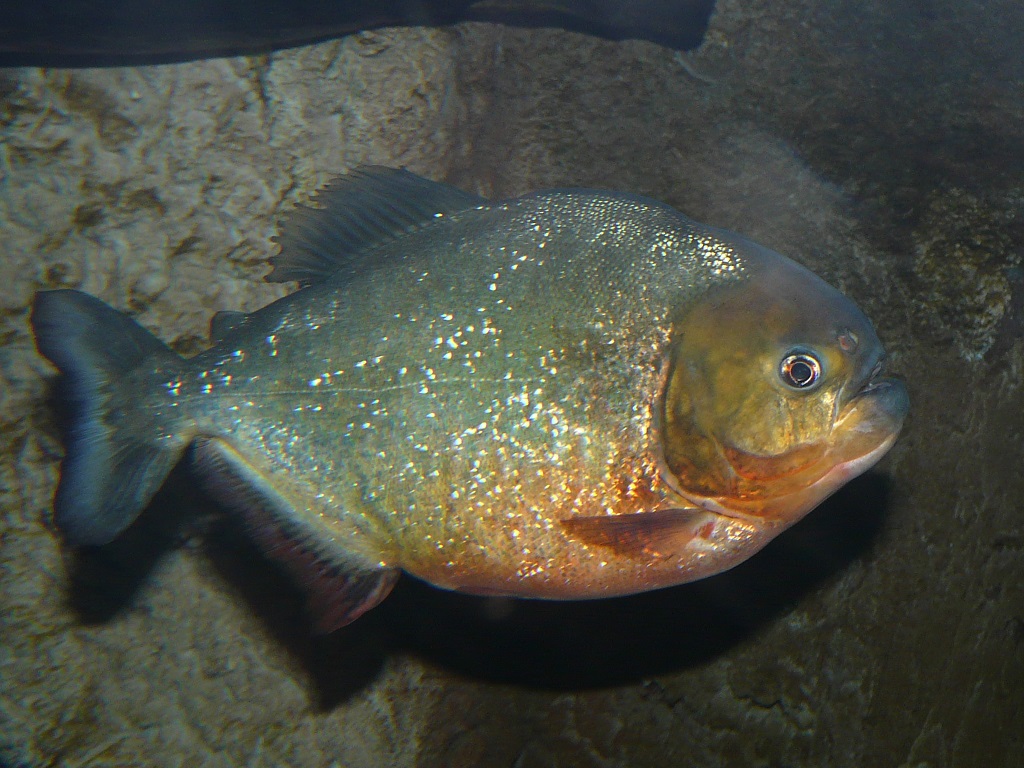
left=820, top=374, right=909, bottom=490
left=690, top=375, right=909, bottom=525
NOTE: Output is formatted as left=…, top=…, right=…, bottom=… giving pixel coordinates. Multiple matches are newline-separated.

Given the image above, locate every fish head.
left=659, top=241, right=909, bottom=525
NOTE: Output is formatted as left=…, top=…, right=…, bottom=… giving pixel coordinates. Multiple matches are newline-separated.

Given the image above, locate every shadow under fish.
left=0, top=0, right=716, bottom=67
left=61, top=469, right=892, bottom=698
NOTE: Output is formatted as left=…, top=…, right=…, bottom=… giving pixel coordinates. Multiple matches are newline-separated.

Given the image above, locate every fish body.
left=31, top=168, right=908, bottom=631
left=0, top=0, right=714, bottom=67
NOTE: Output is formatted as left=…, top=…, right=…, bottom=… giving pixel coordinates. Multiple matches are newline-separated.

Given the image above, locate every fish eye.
left=779, top=352, right=822, bottom=389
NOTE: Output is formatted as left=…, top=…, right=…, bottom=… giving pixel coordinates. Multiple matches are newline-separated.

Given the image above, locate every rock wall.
left=1, top=2, right=1021, bottom=766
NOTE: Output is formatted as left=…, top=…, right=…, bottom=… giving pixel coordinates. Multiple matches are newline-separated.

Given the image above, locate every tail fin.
left=31, top=290, right=189, bottom=545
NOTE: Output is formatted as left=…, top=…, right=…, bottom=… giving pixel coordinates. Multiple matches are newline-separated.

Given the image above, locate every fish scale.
left=181, top=192, right=704, bottom=581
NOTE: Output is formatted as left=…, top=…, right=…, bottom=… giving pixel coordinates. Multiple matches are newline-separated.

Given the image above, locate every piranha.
left=31, top=167, right=908, bottom=632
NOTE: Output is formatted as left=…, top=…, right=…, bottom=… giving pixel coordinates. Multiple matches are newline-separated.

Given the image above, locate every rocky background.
left=1, top=0, right=1022, bottom=766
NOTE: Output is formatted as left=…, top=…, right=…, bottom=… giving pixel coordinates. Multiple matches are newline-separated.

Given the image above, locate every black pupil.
left=782, top=355, right=820, bottom=388
left=790, top=361, right=814, bottom=385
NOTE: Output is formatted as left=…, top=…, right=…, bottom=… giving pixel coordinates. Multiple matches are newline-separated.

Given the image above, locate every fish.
left=0, top=0, right=714, bottom=67
left=30, top=167, right=909, bottom=632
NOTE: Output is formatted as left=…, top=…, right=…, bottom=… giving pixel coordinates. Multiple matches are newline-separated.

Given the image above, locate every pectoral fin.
left=560, top=507, right=714, bottom=559
left=193, top=438, right=398, bottom=632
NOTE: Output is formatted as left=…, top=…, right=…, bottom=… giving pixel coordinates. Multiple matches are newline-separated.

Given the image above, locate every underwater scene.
left=0, top=0, right=1021, bottom=766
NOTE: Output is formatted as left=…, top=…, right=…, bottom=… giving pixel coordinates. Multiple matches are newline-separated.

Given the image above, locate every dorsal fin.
left=209, top=310, right=250, bottom=344
left=267, top=166, right=487, bottom=286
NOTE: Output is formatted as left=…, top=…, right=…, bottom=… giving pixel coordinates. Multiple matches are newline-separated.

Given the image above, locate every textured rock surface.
left=1, top=1, right=1022, bottom=766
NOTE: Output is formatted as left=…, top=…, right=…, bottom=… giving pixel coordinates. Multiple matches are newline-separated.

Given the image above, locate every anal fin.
left=193, top=438, right=397, bottom=632
left=560, top=508, right=715, bottom=559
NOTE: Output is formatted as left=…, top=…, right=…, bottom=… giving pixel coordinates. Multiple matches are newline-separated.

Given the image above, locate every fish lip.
left=847, top=363, right=909, bottom=413
left=853, top=353, right=886, bottom=396
left=839, top=352, right=904, bottom=414
left=856, top=373, right=904, bottom=399
left=834, top=356, right=910, bottom=445
left=863, top=355, right=885, bottom=386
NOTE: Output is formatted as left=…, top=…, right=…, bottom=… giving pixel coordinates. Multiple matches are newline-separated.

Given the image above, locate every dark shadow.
left=202, top=510, right=391, bottom=710
left=0, top=0, right=714, bottom=68
left=376, top=472, right=893, bottom=690
left=65, top=464, right=200, bottom=625
left=0, top=741, right=33, bottom=768
left=62, top=466, right=391, bottom=708
left=60, top=452, right=891, bottom=698
left=42, top=360, right=202, bottom=625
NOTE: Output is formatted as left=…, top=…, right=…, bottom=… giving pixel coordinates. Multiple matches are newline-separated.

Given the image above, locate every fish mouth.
left=859, top=356, right=887, bottom=394
left=651, top=350, right=908, bottom=526
left=661, top=363, right=909, bottom=526
left=838, top=361, right=909, bottom=432
left=842, top=351, right=905, bottom=409
left=807, top=365, right=908, bottom=506
left=831, top=348, right=909, bottom=443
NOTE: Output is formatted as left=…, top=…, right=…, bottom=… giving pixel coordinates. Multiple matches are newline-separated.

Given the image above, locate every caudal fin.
left=31, top=290, right=189, bottom=545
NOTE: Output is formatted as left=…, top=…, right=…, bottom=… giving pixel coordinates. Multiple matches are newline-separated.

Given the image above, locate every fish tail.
left=31, top=289, right=190, bottom=545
